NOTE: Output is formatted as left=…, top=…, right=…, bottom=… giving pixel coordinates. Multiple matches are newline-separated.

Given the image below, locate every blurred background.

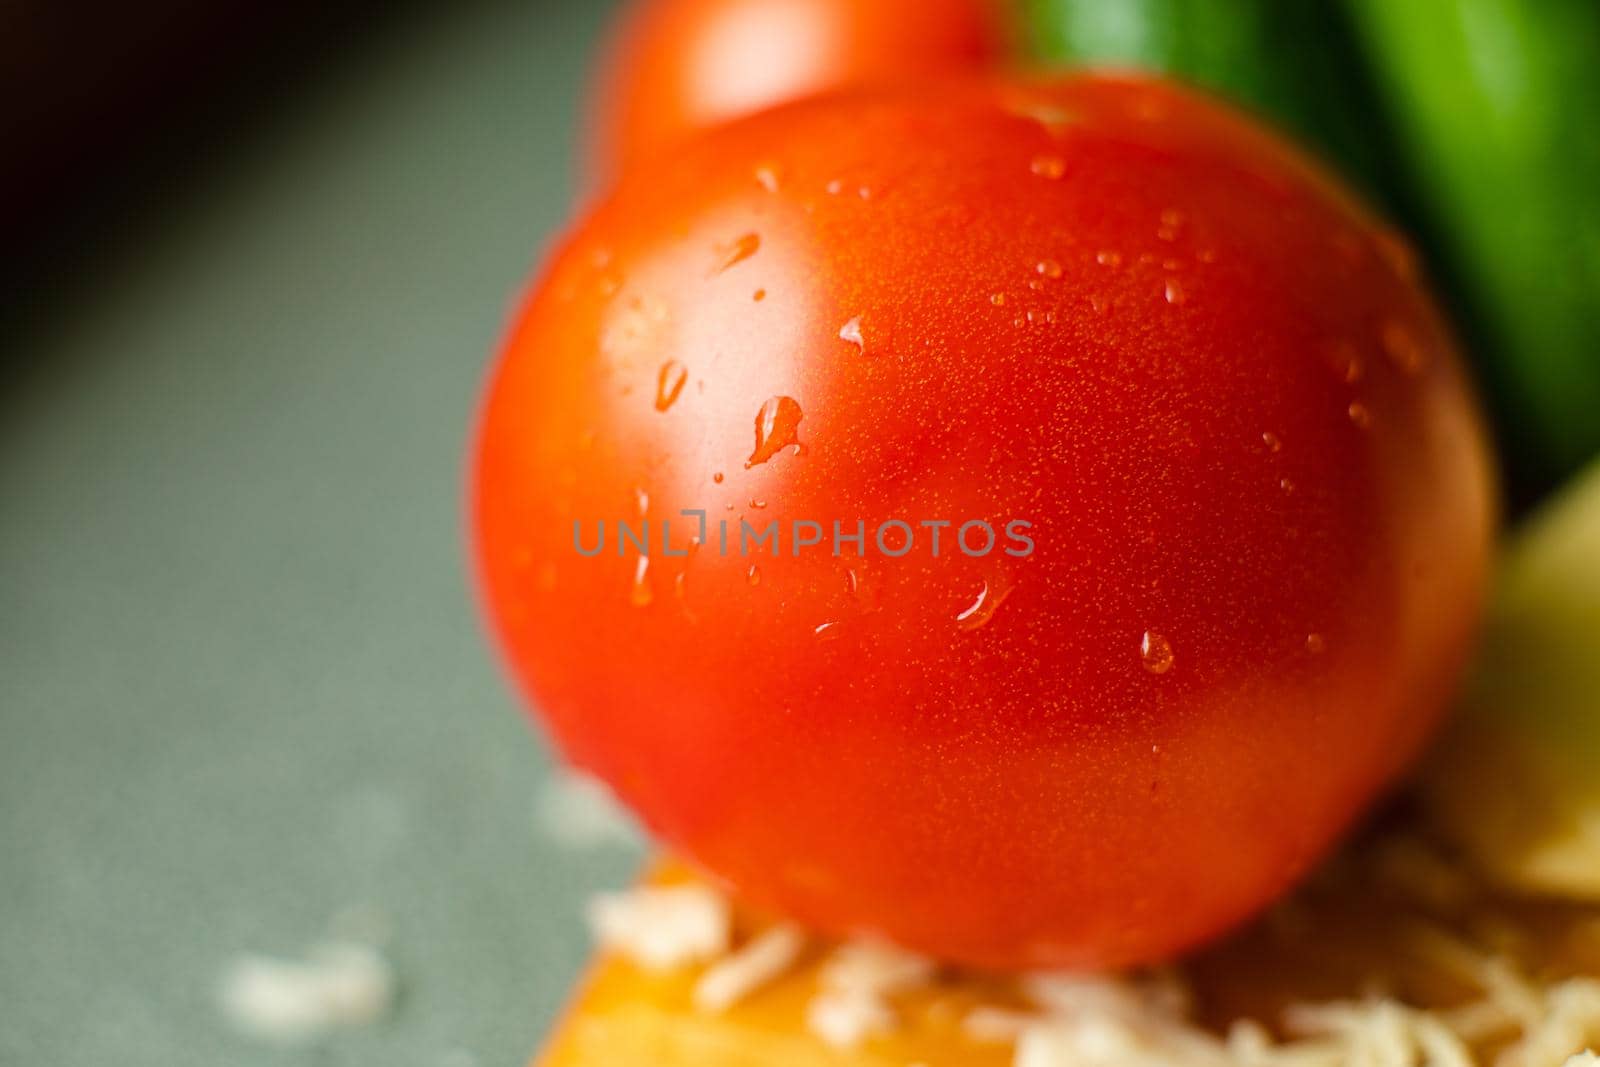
left=2, top=2, right=644, bottom=1064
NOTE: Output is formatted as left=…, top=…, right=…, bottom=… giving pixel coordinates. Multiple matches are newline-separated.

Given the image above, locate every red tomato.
left=475, top=75, right=1496, bottom=969
left=586, top=0, right=1005, bottom=186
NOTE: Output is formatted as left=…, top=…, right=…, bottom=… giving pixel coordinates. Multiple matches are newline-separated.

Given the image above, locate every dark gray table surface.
left=1, top=3, right=646, bottom=1063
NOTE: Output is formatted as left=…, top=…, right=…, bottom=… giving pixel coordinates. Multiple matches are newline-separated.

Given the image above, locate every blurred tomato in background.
left=585, top=0, right=1007, bottom=186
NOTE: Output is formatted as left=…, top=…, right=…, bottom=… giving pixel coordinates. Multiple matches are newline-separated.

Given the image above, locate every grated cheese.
left=1503, top=978, right=1600, bottom=1067
left=693, top=923, right=807, bottom=1013
left=1001, top=940, right=1600, bottom=1067
left=1412, top=1015, right=1476, bottom=1067
left=801, top=939, right=936, bottom=1048
left=1024, top=969, right=1191, bottom=1024
left=805, top=986, right=899, bottom=1049
left=576, top=832, right=1600, bottom=1067
left=817, top=940, right=936, bottom=996
left=1011, top=1016, right=1152, bottom=1067
left=586, top=885, right=730, bottom=972
left=219, top=942, right=394, bottom=1043
left=1284, top=999, right=1474, bottom=1067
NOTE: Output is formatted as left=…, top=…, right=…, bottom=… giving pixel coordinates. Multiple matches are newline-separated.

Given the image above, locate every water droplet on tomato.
left=712, top=233, right=761, bottom=275
left=746, top=396, right=804, bottom=468
left=1036, top=259, right=1063, bottom=280
left=746, top=565, right=762, bottom=587
left=754, top=165, right=781, bottom=192
left=957, top=579, right=1012, bottom=631
left=1096, top=250, right=1122, bottom=267
left=1305, top=633, right=1327, bottom=654
left=814, top=621, right=842, bottom=640
left=1157, top=209, right=1184, bottom=242
left=839, top=316, right=865, bottom=353
left=1381, top=320, right=1426, bottom=375
left=1319, top=338, right=1365, bottom=384
left=1347, top=402, right=1372, bottom=429
left=1030, top=154, right=1066, bottom=179
left=1280, top=477, right=1296, bottom=494
left=1140, top=631, right=1174, bottom=674
left=999, top=94, right=1077, bottom=136
left=633, top=486, right=649, bottom=515
left=631, top=556, right=653, bottom=607
left=1164, top=278, right=1186, bottom=306
left=1262, top=431, right=1282, bottom=453
left=655, top=361, right=688, bottom=412
left=990, top=292, right=1007, bottom=307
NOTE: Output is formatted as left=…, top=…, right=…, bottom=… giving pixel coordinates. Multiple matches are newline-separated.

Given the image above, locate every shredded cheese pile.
left=694, top=923, right=807, bottom=1014
left=584, top=831, right=1600, bottom=1067
left=805, top=940, right=938, bottom=1049
left=585, top=884, right=730, bottom=971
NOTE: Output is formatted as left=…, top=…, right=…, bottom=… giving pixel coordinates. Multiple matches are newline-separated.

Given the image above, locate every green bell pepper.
left=1018, top=0, right=1403, bottom=206
left=1345, top=0, right=1600, bottom=499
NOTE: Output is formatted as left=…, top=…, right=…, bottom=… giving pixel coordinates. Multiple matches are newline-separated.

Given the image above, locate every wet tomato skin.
left=475, top=76, right=1496, bottom=969
left=586, top=0, right=1005, bottom=186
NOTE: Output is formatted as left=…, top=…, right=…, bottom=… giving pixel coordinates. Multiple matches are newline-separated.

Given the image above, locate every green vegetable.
left=1423, top=459, right=1600, bottom=898
left=1019, top=0, right=1403, bottom=205
left=1345, top=0, right=1600, bottom=498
